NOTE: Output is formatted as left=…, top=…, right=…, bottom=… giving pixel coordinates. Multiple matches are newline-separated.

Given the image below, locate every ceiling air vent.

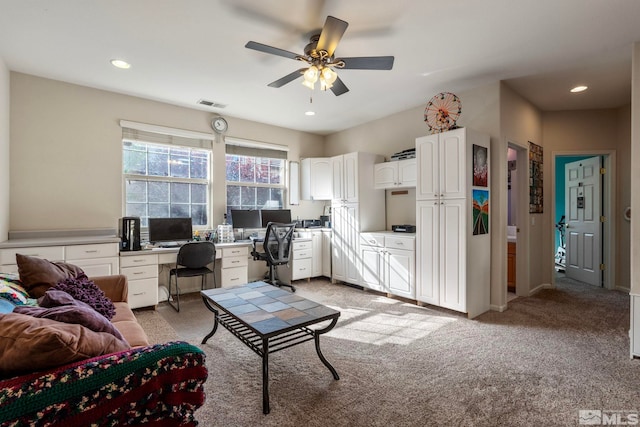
left=197, top=99, right=227, bottom=108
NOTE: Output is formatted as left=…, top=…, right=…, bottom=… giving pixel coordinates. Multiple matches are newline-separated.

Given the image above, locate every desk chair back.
left=177, top=241, right=216, bottom=269
left=263, top=222, right=295, bottom=267
left=168, top=241, right=216, bottom=312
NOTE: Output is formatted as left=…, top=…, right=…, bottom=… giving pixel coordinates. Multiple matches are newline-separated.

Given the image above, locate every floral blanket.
left=0, top=341, right=207, bottom=426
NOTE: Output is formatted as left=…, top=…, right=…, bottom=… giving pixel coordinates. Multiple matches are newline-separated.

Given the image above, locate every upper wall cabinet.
left=301, top=157, right=332, bottom=200
left=374, top=158, right=417, bottom=190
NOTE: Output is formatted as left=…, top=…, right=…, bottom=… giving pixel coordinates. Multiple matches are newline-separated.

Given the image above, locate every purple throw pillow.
left=51, top=277, right=116, bottom=320
left=15, top=290, right=127, bottom=343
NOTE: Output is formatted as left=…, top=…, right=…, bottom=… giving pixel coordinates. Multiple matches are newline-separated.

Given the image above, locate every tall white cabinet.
left=416, top=127, right=491, bottom=318
left=331, top=152, right=385, bottom=286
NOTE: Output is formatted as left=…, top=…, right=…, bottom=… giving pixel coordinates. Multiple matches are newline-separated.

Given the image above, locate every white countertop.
left=0, top=235, right=121, bottom=249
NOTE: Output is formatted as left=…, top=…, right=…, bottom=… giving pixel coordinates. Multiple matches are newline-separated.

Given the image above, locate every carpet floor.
left=134, top=278, right=639, bottom=426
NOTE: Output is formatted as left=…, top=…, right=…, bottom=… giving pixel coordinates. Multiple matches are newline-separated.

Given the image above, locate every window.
left=225, top=142, right=287, bottom=221
left=123, top=140, right=211, bottom=227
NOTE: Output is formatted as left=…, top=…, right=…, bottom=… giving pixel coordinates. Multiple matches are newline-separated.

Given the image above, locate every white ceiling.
left=1, top=0, right=639, bottom=135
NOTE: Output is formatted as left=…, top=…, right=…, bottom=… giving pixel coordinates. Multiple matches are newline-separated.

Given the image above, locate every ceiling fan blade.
left=339, top=56, right=395, bottom=70
left=268, top=68, right=306, bottom=88
left=316, top=16, right=348, bottom=57
left=330, top=76, right=349, bottom=96
left=245, top=41, right=300, bottom=60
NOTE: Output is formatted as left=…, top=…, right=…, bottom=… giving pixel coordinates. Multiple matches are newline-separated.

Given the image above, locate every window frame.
left=122, top=140, right=213, bottom=230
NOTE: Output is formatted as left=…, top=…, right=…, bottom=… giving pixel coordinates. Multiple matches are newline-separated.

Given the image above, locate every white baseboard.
left=490, top=303, right=508, bottom=312
left=529, top=283, right=552, bottom=296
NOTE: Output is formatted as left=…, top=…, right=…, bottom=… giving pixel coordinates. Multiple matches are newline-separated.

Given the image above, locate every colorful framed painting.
left=472, top=144, right=488, bottom=187
left=529, top=141, right=543, bottom=213
left=472, top=189, right=489, bottom=235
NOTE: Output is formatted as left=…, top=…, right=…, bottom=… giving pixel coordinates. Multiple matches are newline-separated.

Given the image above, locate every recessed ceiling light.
left=305, top=111, right=315, bottom=116
left=570, top=85, right=588, bottom=93
left=110, top=59, right=131, bottom=69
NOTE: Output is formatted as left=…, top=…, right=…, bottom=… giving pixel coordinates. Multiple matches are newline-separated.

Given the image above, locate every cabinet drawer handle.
left=84, top=250, right=99, bottom=253
left=133, top=259, right=144, bottom=263
left=232, top=260, right=239, bottom=264
left=133, top=292, right=145, bottom=296
left=133, top=272, right=144, bottom=275
left=230, top=278, right=239, bottom=281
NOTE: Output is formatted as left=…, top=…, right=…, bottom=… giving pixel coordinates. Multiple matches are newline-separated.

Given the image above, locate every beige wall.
left=542, top=108, right=631, bottom=289
left=0, top=58, right=9, bottom=240
left=9, top=73, right=325, bottom=232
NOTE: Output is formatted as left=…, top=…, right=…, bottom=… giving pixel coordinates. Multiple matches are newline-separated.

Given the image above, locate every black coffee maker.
left=119, top=217, right=141, bottom=251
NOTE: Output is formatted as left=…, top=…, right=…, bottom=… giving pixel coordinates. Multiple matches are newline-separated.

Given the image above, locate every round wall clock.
left=211, top=117, right=228, bottom=134
left=424, top=92, right=462, bottom=133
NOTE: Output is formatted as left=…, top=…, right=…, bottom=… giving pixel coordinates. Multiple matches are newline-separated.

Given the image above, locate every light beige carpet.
left=136, top=278, right=639, bottom=426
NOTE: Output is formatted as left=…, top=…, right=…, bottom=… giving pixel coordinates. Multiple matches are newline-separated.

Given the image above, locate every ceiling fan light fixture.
left=303, top=65, right=319, bottom=83
left=322, top=67, right=338, bottom=84
left=320, top=79, right=333, bottom=91
left=302, top=79, right=315, bottom=90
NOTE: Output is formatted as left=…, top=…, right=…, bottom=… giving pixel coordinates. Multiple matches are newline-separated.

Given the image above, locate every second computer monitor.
left=260, top=209, right=292, bottom=227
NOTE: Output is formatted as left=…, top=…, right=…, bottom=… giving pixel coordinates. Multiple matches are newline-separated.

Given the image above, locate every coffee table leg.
left=262, top=338, right=270, bottom=414
left=314, top=316, right=340, bottom=380
left=201, top=297, right=219, bottom=344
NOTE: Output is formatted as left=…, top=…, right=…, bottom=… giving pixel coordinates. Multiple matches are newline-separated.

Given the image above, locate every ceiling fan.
left=245, top=16, right=394, bottom=96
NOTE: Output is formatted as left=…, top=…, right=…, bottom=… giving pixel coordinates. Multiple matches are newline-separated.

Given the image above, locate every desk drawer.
left=120, top=253, right=159, bottom=268
left=292, top=258, right=312, bottom=280
left=293, top=248, right=312, bottom=259
left=121, top=264, right=157, bottom=280
left=385, top=236, right=415, bottom=251
left=0, top=246, right=64, bottom=264
left=66, top=243, right=119, bottom=260
left=222, top=255, right=248, bottom=269
left=221, top=266, right=247, bottom=287
left=222, top=246, right=248, bottom=257
left=293, top=240, right=312, bottom=251
left=128, top=278, right=158, bottom=309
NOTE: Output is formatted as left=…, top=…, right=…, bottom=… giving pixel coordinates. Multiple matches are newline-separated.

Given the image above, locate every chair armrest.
left=91, top=275, right=128, bottom=303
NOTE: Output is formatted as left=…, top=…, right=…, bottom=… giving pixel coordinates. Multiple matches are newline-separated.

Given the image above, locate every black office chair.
left=168, top=241, right=216, bottom=312
left=251, top=222, right=296, bottom=292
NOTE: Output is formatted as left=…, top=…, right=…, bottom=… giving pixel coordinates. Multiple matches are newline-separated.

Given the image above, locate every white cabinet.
left=416, top=128, right=466, bottom=200
left=120, top=253, right=159, bottom=309
left=0, top=242, right=120, bottom=279
left=291, top=239, right=312, bottom=281
left=374, top=158, right=417, bottom=189
left=415, top=128, right=491, bottom=318
left=321, top=229, right=331, bottom=277
left=311, top=231, right=323, bottom=277
left=360, top=232, right=415, bottom=299
left=66, top=243, right=120, bottom=277
left=301, top=158, right=332, bottom=200
left=330, top=152, right=386, bottom=287
left=220, top=246, right=248, bottom=287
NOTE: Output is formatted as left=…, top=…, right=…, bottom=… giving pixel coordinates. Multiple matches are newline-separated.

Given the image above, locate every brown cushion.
left=14, top=289, right=127, bottom=343
left=16, top=254, right=86, bottom=298
left=0, top=312, right=130, bottom=377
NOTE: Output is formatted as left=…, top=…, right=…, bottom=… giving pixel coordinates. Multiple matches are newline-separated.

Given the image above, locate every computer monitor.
left=148, top=217, right=193, bottom=244
left=260, top=209, right=292, bottom=227
left=230, top=209, right=261, bottom=229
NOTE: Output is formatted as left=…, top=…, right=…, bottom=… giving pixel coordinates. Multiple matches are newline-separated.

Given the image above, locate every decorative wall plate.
left=424, top=92, right=462, bottom=133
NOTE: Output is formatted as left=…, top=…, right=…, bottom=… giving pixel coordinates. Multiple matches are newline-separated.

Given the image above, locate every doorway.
left=506, top=142, right=529, bottom=299
left=552, top=152, right=616, bottom=290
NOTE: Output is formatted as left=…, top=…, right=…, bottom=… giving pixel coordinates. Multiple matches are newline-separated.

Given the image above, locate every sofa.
left=0, top=271, right=208, bottom=426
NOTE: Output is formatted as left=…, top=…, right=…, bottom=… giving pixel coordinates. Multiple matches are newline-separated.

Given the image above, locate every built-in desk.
left=119, top=241, right=253, bottom=309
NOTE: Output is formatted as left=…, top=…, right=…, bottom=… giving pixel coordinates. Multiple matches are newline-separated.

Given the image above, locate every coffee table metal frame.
left=201, top=288, right=340, bottom=414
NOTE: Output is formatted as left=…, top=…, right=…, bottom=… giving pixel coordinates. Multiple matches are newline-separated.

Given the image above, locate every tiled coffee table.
left=201, top=281, right=340, bottom=414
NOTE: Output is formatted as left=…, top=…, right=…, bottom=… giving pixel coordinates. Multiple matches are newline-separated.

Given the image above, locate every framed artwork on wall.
left=472, top=189, right=489, bottom=235
left=529, top=141, right=543, bottom=213
left=472, top=144, right=488, bottom=187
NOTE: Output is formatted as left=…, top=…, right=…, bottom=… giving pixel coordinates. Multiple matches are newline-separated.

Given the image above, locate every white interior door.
left=564, top=156, right=602, bottom=286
